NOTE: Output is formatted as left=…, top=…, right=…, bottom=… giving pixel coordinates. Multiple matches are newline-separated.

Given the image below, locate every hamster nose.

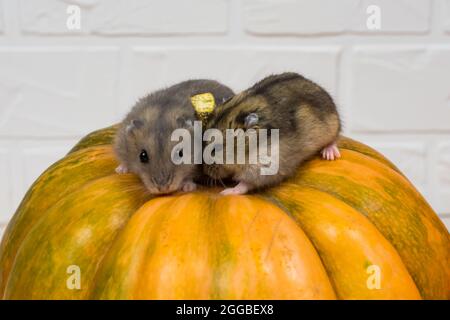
left=154, top=173, right=172, bottom=191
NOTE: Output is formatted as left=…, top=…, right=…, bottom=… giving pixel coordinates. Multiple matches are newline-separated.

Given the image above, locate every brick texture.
left=0, top=0, right=4, bottom=33
left=243, top=0, right=430, bottom=35
left=0, top=145, right=11, bottom=222
left=349, top=46, right=450, bottom=132
left=444, top=0, right=450, bottom=33
left=0, top=47, right=120, bottom=137
left=438, top=142, right=450, bottom=213
left=122, top=46, right=339, bottom=114
left=19, top=0, right=228, bottom=35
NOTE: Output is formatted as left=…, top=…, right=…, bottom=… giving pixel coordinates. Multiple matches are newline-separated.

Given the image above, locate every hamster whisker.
left=218, top=177, right=226, bottom=188
left=207, top=177, right=213, bottom=187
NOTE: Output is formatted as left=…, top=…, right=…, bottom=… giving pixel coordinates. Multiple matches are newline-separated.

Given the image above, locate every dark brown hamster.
left=204, top=72, right=341, bottom=195
left=114, top=79, right=234, bottom=195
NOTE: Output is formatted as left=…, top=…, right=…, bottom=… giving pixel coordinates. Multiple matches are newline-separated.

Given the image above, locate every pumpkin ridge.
left=91, top=196, right=188, bottom=299
left=294, top=173, right=442, bottom=299
left=268, top=184, right=421, bottom=299
left=300, top=149, right=447, bottom=233
left=204, top=194, right=235, bottom=299
left=288, top=150, right=449, bottom=299
left=3, top=174, right=150, bottom=299
left=259, top=193, right=340, bottom=297
left=0, top=145, right=118, bottom=297
left=137, top=194, right=208, bottom=299
left=87, top=194, right=157, bottom=300
left=219, top=196, right=336, bottom=299
left=3, top=171, right=124, bottom=296
left=336, top=136, right=402, bottom=174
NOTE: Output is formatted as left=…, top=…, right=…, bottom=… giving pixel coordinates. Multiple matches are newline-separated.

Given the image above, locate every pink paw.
left=220, top=181, right=249, bottom=195
left=115, top=164, right=129, bottom=174
left=182, top=181, right=197, bottom=192
left=321, top=142, right=341, bottom=161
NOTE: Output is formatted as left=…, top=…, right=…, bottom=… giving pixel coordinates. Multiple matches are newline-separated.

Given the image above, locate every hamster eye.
left=139, top=149, right=149, bottom=163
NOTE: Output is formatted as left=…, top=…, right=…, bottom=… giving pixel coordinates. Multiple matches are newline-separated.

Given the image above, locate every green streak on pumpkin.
left=69, top=125, right=119, bottom=154
left=0, top=146, right=118, bottom=297
left=279, top=151, right=448, bottom=300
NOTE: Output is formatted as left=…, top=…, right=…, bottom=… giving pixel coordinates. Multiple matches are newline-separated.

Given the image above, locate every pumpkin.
left=0, top=125, right=448, bottom=300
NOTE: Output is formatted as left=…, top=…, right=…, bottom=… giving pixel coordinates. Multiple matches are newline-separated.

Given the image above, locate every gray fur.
left=204, top=72, right=341, bottom=192
left=114, top=79, right=234, bottom=194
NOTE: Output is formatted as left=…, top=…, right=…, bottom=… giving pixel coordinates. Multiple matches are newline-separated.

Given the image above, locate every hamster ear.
left=221, top=96, right=232, bottom=105
left=126, top=119, right=143, bottom=134
left=244, top=113, right=259, bottom=128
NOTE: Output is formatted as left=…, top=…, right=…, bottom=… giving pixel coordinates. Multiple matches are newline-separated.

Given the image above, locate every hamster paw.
left=182, top=181, right=197, bottom=192
left=220, top=181, right=249, bottom=195
left=115, top=164, right=129, bottom=174
left=321, top=142, right=341, bottom=161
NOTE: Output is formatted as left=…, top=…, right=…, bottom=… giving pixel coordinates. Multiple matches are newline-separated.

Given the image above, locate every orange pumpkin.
left=0, top=125, right=448, bottom=300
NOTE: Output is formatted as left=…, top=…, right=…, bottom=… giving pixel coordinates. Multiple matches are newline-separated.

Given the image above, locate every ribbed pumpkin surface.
left=0, top=126, right=448, bottom=300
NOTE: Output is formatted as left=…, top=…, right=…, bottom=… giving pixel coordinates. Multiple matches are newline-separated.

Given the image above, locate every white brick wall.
left=0, top=2, right=4, bottom=33
left=444, top=0, right=450, bottom=33
left=19, top=0, right=229, bottom=35
left=0, top=47, right=120, bottom=137
left=0, top=0, right=449, bottom=231
left=349, top=46, right=450, bottom=132
left=243, top=0, right=431, bottom=35
left=123, top=46, right=340, bottom=112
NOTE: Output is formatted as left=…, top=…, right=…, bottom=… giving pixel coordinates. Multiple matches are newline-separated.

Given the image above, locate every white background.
left=0, top=0, right=450, bottom=237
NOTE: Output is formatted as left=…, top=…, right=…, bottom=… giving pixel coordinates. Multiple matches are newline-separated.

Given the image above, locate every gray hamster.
left=204, top=72, right=341, bottom=195
left=114, top=79, right=234, bottom=195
